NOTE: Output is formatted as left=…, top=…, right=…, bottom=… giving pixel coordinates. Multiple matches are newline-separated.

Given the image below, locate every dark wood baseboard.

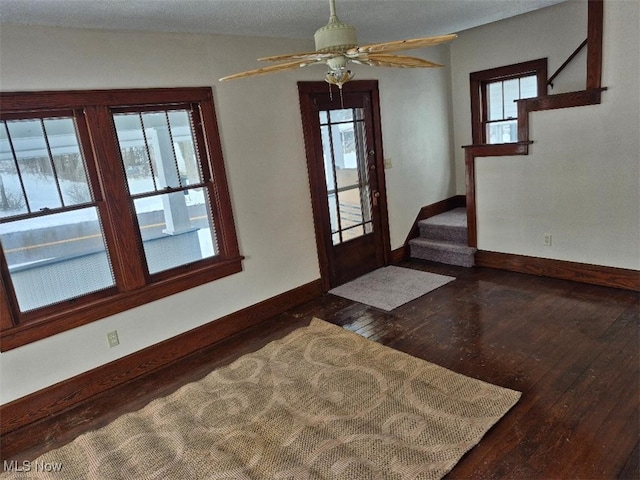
left=390, top=247, right=406, bottom=264
left=0, top=279, right=323, bottom=436
left=475, top=251, right=640, bottom=292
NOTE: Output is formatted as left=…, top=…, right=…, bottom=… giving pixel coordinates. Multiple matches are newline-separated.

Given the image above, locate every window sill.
left=462, top=141, right=533, bottom=157
left=462, top=141, right=534, bottom=149
left=0, top=256, right=243, bottom=352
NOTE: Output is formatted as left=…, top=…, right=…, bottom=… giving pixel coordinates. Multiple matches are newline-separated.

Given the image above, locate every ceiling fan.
left=219, top=0, right=457, bottom=89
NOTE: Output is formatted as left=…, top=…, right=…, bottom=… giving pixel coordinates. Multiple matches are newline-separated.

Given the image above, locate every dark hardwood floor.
left=2, top=260, right=639, bottom=479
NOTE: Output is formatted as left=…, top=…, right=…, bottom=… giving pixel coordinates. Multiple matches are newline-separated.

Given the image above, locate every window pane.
left=139, top=111, right=180, bottom=190
left=487, top=82, right=503, bottom=121
left=115, top=109, right=202, bottom=197
left=520, top=75, right=538, bottom=99
left=113, top=113, right=156, bottom=195
left=0, top=119, right=77, bottom=216
left=133, top=187, right=218, bottom=274
left=44, top=118, right=92, bottom=206
left=1, top=117, right=93, bottom=218
left=8, top=120, right=58, bottom=209
left=503, top=79, right=520, bottom=119
left=487, top=120, right=518, bottom=144
left=0, top=125, right=28, bottom=218
left=167, top=110, right=202, bottom=188
left=0, top=208, right=115, bottom=312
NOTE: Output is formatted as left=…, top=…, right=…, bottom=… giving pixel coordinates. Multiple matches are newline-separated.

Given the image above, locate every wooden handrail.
left=547, top=39, right=588, bottom=88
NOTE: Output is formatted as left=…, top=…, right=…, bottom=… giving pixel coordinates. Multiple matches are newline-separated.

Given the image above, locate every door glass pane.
left=0, top=208, right=115, bottom=312
left=327, top=192, right=339, bottom=235
left=133, top=187, right=218, bottom=274
left=330, top=109, right=353, bottom=123
left=321, top=126, right=337, bottom=193
left=337, top=186, right=365, bottom=241
left=319, top=107, right=372, bottom=245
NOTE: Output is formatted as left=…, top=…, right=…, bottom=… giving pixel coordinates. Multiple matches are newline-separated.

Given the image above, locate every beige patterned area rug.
left=2, top=319, right=520, bottom=480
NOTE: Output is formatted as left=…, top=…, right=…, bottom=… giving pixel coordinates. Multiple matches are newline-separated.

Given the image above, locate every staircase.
left=409, top=207, right=477, bottom=267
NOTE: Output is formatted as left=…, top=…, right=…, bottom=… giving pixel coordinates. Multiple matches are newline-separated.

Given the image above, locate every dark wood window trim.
left=0, top=87, right=242, bottom=351
left=470, top=58, right=548, bottom=145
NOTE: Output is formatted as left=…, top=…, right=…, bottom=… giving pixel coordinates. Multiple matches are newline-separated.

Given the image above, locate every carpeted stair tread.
left=418, top=208, right=468, bottom=244
left=418, top=221, right=467, bottom=244
left=420, top=207, right=468, bottom=228
left=409, top=237, right=476, bottom=254
left=410, top=207, right=476, bottom=267
left=409, top=237, right=476, bottom=268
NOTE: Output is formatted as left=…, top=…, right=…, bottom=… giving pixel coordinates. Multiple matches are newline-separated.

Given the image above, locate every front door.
left=298, top=81, right=390, bottom=289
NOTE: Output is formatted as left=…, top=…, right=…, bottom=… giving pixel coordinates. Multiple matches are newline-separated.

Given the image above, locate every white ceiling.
left=0, top=0, right=567, bottom=44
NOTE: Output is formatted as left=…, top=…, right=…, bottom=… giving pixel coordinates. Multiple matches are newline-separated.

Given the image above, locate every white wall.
left=450, top=0, right=640, bottom=269
left=378, top=44, right=457, bottom=247
left=0, top=25, right=454, bottom=403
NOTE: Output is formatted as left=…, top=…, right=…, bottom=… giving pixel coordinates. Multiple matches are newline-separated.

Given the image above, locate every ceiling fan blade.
left=353, top=54, right=444, bottom=68
left=349, top=33, right=457, bottom=55
left=258, top=51, right=340, bottom=62
left=219, top=59, right=321, bottom=81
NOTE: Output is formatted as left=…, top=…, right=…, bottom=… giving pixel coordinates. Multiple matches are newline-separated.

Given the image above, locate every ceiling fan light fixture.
left=324, top=67, right=354, bottom=89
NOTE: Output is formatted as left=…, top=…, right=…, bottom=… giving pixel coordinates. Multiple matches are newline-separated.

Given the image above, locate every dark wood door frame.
left=298, top=80, right=391, bottom=292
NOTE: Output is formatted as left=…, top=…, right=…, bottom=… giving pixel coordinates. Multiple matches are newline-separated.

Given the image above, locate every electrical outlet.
left=543, top=233, right=552, bottom=246
left=384, top=158, right=393, bottom=169
left=107, top=330, right=120, bottom=348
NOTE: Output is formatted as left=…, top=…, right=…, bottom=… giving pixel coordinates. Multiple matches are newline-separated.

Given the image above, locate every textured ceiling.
left=0, top=0, right=568, bottom=43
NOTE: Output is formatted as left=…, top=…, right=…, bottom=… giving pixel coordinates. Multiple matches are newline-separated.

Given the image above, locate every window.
left=470, top=59, right=547, bottom=144
left=0, top=88, right=242, bottom=350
